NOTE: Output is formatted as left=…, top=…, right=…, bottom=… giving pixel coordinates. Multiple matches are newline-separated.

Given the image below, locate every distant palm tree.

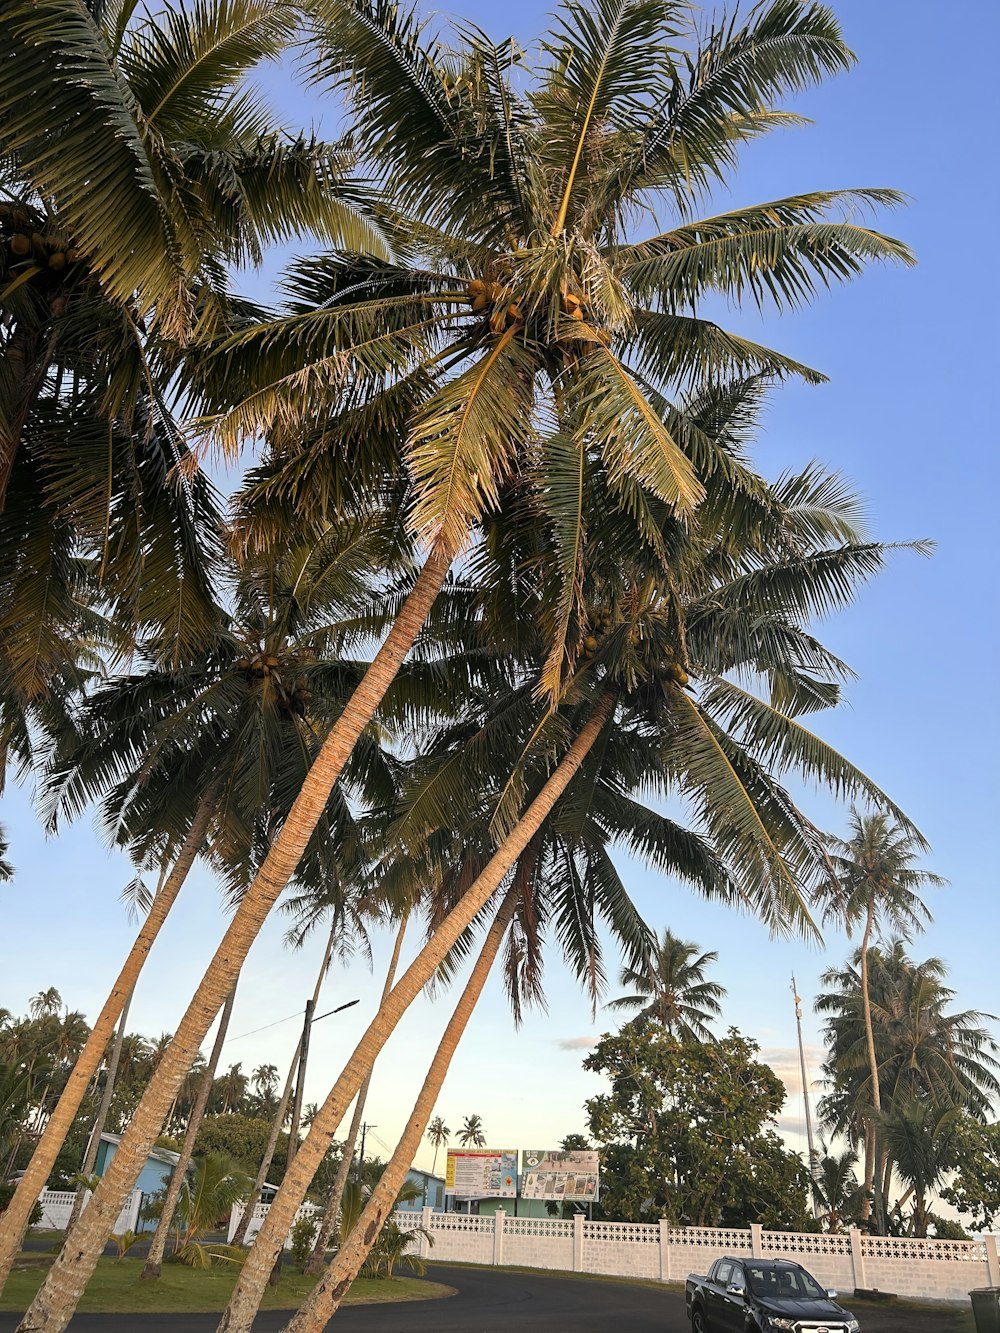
left=0, top=825, right=12, bottom=881
left=426, top=1117, right=450, bottom=1178
left=29, top=989, right=62, bottom=1022
left=458, top=1115, right=486, bottom=1148
left=810, top=1143, right=866, bottom=1233
left=252, top=1066, right=279, bottom=1103
left=821, top=810, right=943, bottom=1226
left=609, top=929, right=725, bottom=1040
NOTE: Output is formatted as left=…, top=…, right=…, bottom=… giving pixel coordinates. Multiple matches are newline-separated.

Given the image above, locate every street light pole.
left=791, top=974, right=819, bottom=1219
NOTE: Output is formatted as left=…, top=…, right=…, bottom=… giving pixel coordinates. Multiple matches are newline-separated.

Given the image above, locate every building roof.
left=100, top=1132, right=180, bottom=1168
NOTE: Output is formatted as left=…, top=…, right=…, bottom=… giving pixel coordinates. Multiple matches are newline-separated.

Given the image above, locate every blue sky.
left=2, top=0, right=998, bottom=1177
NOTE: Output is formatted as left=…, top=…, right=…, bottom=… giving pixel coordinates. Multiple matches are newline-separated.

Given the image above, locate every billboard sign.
left=519, top=1148, right=600, bottom=1202
left=445, top=1148, right=518, bottom=1198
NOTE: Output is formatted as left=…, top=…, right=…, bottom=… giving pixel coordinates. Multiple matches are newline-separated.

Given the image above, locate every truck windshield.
left=745, top=1265, right=825, bottom=1300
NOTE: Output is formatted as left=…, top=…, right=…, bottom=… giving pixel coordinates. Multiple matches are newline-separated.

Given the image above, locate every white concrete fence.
left=34, top=1188, right=142, bottom=1235
left=227, top=1199, right=322, bottom=1247
left=392, top=1208, right=1000, bottom=1304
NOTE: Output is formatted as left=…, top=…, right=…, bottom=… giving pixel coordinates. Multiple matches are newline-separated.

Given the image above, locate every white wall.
left=390, top=1208, right=999, bottom=1305
left=35, top=1188, right=141, bottom=1235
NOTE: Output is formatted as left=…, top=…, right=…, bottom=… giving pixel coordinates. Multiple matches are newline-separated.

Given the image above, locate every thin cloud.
left=556, top=1035, right=598, bottom=1051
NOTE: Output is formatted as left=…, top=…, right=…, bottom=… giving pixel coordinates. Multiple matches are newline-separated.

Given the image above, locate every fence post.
left=848, top=1228, right=866, bottom=1291
left=985, top=1235, right=1000, bottom=1287
left=420, top=1206, right=434, bottom=1260
left=750, top=1224, right=763, bottom=1259
left=574, top=1211, right=585, bottom=1272
left=493, top=1209, right=505, bottom=1266
left=658, top=1219, right=671, bottom=1281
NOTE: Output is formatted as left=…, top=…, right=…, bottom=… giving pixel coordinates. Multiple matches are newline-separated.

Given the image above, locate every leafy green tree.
left=585, top=1025, right=811, bottom=1228
left=609, top=929, right=725, bottom=1039
left=941, top=1118, right=1000, bottom=1232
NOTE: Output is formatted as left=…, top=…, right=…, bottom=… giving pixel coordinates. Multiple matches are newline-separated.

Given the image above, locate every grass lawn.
left=1, top=1257, right=455, bottom=1314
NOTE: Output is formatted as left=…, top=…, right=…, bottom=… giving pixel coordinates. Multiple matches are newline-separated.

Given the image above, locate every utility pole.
left=791, top=975, right=819, bottom=1218
left=286, top=998, right=314, bottom=1168
left=356, top=1121, right=375, bottom=1183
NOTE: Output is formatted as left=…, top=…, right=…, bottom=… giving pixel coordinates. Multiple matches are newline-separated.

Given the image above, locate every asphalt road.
left=0, top=1264, right=682, bottom=1332
left=1, top=1264, right=966, bottom=1333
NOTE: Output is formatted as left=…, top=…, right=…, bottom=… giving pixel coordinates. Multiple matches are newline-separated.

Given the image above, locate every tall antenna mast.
left=792, top=974, right=819, bottom=1218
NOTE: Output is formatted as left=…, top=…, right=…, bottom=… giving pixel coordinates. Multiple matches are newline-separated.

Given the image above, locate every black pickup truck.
left=685, top=1256, right=861, bottom=1333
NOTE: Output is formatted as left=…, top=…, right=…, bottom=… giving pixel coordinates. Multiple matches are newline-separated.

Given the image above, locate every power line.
left=223, top=1009, right=304, bottom=1046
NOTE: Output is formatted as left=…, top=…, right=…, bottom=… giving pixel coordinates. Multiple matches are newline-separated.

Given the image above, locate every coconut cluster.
left=463, top=271, right=611, bottom=354
left=0, top=203, right=81, bottom=291
left=234, top=651, right=315, bottom=718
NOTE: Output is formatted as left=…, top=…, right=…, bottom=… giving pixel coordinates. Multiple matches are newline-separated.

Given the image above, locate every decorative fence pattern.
left=395, top=1208, right=1000, bottom=1304
left=226, top=1199, right=321, bottom=1247
left=34, top=1188, right=142, bottom=1235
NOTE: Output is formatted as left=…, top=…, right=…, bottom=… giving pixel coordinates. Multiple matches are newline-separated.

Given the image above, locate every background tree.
left=608, top=928, right=725, bottom=1039
left=809, top=1143, right=866, bottom=1233
left=457, top=1115, right=486, bottom=1148
left=426, top=1117, right=450, bottom=1177
left=585, top=1024, right=811, bottom=1229
left=818, top=941, right=999, bottom=1233
left=941, top=1118, right=1000, bottom=1233
left=820, top=809, right=942, bottom=1228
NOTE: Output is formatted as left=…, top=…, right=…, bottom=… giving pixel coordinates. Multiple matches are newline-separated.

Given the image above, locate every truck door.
left=717, top=1260, right=750, bottom=1333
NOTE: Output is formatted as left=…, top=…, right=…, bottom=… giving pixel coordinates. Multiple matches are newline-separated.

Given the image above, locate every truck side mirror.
left=827, top=1290, right=838, bottom=1298
left=726, top=1284, right=746, bottom=1298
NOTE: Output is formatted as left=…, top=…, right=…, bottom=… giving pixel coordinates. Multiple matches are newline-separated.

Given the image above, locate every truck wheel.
left=691, top=1308, right=709, bottom=1333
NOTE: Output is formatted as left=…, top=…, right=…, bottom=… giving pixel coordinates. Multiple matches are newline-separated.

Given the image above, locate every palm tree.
left=0, top=0, right=379, bottom=478
left=18, top=0, right=915, bottom=1315
left=817, top=942, right=999, bottom=1229
left=0, top=826, right=12, bottom=881
left=219, top=449, right=921, bottom=1328
left=608, top=929, right=725, bottom=1039
left=809, top=1143, right=866, bottom=1234
left=140, top=987, right=240, bottom=1280
left=284, top=890, right=518, bottom=1329
left=458, top=1115, right=486, bottom=1149
left=252, top=1067, right=279, bottom=1105
left=820, top=810, right=944, bottom=1227
left=0, top=525, right=387, bottom=1284
left=426, top=1117, right=450, bottom=1178
left=877, top=1100, right=962, bottom=1238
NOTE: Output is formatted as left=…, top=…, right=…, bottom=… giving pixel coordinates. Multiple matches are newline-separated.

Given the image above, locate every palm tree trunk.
left=860, top=1123, right=874, bottom=1222
left=303, top=912, right=409, bottom=1276
left=0, top=802, right=209, bottom=1288
left=217, top=690, right=616, bottom=1333
left=65, top=985, right=137, bottom=1233
left=232, top=922, right=339, bottom=1250
left=859, top=903, right=884, bottom=1232
left=285, top=890, right=517, bottom=1330
left=141, top=983, right=238, bottom=1280
left=14, top=541, right=452, bottom=1333
left=232, top=1042, right=299, bottom=1250
left=0, top=325, right=43, bottom=513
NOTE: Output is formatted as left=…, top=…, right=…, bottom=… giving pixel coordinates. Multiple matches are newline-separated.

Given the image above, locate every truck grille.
left=790, top=1324, right=849, bottom=1332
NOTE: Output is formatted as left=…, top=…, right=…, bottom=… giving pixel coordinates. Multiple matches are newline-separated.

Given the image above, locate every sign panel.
left=519, top=1148, right=600, bottom=1202
left=444, top=1148, right=518, bottom=1198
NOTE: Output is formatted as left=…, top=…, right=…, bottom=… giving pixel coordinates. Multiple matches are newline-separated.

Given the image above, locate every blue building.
left=397, top=1168, right=446, bottom=1212
left=94, top=1133, right=180, bottom=1229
